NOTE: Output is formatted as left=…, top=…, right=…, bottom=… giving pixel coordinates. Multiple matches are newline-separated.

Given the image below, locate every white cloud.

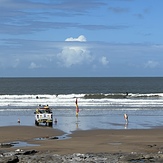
left=100, top=56, right=109, bottom=66
left=57, top=35, right=92, bottom=67
left=144, top=60, right=159, bottom=68
left=29, top=62, right=42, bottom=69
left=65, top=35, right=87, bottom=42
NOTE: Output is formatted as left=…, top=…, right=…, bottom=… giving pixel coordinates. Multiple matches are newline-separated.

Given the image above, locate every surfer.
left=124, top=113, right=128, bottom=124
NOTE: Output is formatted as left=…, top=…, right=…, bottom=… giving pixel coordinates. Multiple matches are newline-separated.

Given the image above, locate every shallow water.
left=1, top=109, right=163, bottom=134
left=11, top=141, right=39, bottom=148
left=1, top=77, right=163, bottom=133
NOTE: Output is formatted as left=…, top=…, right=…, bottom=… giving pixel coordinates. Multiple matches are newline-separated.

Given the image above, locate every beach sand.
left=1, top=126, right=163, bottom=155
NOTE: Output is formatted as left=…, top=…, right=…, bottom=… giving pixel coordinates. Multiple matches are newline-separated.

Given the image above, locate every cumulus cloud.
left=29, top=62, right=42, bottom=69
left=99, top=56, right=109, bottom=66
left=65, top=35, right=86, bottom=42
left=57, top=35, right=92, bottom=67
left=144, top=60, right=159, bottom=68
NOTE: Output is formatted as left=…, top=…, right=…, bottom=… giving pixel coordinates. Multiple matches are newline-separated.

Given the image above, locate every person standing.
left=124, top=113, right=128, bottom=124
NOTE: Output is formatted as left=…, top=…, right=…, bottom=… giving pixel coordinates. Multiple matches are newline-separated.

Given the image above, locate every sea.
left=0, top=77, right=163, bottom=133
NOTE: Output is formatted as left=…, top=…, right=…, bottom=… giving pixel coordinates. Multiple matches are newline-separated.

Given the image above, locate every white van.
left=34, top=105, right=53, bottom=127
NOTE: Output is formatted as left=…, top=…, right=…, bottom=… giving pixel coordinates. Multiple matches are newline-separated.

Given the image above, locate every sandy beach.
left=1, top=125, right=163, bottom=155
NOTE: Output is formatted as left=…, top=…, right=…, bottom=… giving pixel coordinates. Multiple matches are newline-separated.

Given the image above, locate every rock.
left=0, top=143, right=13, bottom=148
left=0, top=155, right=19, bottom=163
left=13, top=150, right=37, bottom=156
left=2, top=151, right=163, bottom=162
left=118, top=153, right=163, bottom=163
left=49, top=136, right=59, bottom=139
left=22, top=150, right=37, bottom=155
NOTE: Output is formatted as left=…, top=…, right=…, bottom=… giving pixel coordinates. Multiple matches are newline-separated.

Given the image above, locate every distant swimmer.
left=124, top=114, right=128, bottom=124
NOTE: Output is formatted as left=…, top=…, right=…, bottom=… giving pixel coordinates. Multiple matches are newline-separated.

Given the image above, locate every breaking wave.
left=0, top=93, right=163, bottom=111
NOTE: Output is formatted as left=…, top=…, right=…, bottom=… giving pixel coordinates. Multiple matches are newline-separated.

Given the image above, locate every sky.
left=0, top=0, right=163, bottom=77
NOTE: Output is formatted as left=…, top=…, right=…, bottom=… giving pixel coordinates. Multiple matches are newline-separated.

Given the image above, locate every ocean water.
left=0, top=77, right=163, bottom=133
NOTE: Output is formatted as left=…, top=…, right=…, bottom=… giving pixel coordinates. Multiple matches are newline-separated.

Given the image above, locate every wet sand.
left=1, top=126, right=163, bottom=155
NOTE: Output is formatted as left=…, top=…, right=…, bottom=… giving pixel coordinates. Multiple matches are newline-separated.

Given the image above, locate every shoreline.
left=1, top=126, right=163, bottom=155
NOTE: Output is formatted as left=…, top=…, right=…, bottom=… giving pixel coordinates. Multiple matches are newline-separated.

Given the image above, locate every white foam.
left=0, top=93, right=163, bottom=110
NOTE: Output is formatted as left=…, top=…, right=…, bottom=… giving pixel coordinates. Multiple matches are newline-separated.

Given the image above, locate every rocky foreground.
left=1, top=149, right=163, bottom=163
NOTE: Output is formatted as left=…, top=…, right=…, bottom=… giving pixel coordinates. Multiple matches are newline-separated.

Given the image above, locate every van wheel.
left=35, top=120, right=39, bottom=126
left=49, top=122, right=53, bottom=127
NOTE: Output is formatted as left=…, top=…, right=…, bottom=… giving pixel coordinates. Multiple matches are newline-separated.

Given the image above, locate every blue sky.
left=0, top=0, right=163, bottom=77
